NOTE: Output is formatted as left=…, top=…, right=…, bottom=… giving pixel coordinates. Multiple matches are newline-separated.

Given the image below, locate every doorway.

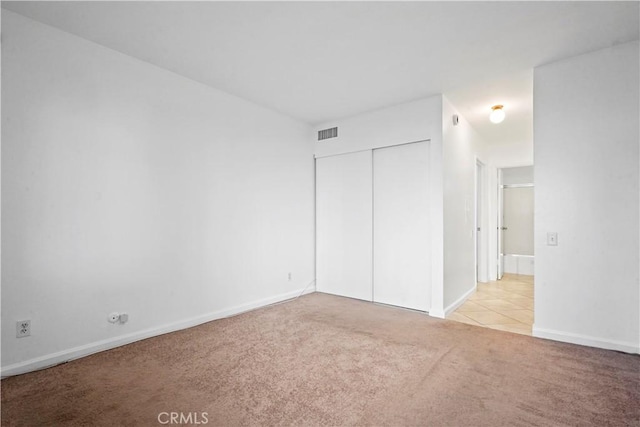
left=447, top=165, right=534, bottom=336
left=499, top=166, right=534, bottom=277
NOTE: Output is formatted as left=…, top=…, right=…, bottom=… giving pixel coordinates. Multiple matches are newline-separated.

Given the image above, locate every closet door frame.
left=315, top=139, right=433, bottom=311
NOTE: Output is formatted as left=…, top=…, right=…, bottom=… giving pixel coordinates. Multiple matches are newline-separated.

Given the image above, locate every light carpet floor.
left=2, top=292, right=639, bottom=426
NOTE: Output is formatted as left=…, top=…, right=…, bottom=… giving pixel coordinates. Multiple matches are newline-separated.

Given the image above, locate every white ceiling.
left=3, top=1, right=639, bottom=147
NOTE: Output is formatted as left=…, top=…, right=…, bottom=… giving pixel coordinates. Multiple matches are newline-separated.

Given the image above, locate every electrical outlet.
left=108, top=312, right=120, bottom=323
left=16, top=320, right=30, bottom=338
left=288, top=272, right=292, bottom=281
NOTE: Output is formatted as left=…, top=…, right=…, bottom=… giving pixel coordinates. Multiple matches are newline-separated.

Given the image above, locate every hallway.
left=447, top=274, right=534, bottom=336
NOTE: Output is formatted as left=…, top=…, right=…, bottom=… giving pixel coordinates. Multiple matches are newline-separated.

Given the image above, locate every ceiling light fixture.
left=489, top=105, right=505, bottom=124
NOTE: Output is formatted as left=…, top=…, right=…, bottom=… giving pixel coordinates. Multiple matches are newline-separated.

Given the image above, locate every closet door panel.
left=316, top=151, right=373, bottom=301
left=373, top=142, right=430, bottom=311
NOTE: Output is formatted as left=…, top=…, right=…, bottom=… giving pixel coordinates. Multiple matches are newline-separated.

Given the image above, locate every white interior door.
left=316, top=151, right=373, bottom=301
left=476, top=161, right=482, bottom=282
left=373, top=141, right=430, bottom=311
left=497, top=169, right=504, bottom=279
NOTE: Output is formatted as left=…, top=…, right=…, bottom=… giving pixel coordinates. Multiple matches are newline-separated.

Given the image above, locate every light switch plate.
left=547, top=232, right=558, bottom=246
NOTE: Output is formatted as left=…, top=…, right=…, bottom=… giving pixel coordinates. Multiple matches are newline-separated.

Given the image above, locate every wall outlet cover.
left=16, top=320, right=31, bottom=338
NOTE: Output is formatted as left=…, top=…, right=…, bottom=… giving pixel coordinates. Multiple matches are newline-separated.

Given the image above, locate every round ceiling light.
left=489, top=105, right=505, bottom=124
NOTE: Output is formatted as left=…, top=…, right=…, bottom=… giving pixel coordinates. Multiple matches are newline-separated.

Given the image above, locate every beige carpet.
left=2, top=292, right=639, bottom=426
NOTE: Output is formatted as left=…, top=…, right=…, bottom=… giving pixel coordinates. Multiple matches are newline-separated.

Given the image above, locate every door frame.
left=497, top=169, right=504, bottom=279
left=475, top=159, right=489, bottom=283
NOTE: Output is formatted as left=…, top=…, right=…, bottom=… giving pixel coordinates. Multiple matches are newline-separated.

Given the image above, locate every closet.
left=316, top=150, right=373, bottom=301
left=316, top=141, right=430, bottom=312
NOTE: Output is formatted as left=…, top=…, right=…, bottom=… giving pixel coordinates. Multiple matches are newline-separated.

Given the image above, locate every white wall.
left=313, top=97, right=446, bottom=316
left=314, top=97, right=442, bottom=158
left=502, top=166, right=533, bottom=185
left=484, top=142, right=533, bottom=168
left=534, top=41, right=639, bottom=353
left=1, top=11, right=315, bottom=373
left=442, top=97, right=489, bottom=312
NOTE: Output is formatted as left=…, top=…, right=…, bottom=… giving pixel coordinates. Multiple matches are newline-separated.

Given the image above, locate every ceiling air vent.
left=318, top=127, right=338, bottom=141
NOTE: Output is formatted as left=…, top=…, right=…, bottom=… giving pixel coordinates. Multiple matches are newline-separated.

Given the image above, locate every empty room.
left=1, top=1, right=639, bottom=426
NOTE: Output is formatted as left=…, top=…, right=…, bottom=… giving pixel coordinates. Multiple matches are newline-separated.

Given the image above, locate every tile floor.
left=447, top=274, right=534, bottom=336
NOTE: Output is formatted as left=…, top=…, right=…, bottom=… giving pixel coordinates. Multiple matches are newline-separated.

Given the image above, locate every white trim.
left=428, top=308, right=445, bottom=319
left=444, top=284, right=477, bottom=316
left=532, top=326, right=639, bottom=354
left=1, top=286, right=316, bottom=378
left=314, top=139, right=430, bottom=159
left=501, top=183, right=534, bottom=188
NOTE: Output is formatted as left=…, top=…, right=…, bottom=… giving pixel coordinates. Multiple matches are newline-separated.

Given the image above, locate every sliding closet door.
left=373, top=141, right=430, bottom=311
left=316, top=151, right=373, bottom=301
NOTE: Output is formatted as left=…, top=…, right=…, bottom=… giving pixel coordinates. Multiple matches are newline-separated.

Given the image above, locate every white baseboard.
left=443, top=285, right=476, bottom=317
left=1, top=285, right=316, bottom=378
left=428, top=308, right=445, bottom=319
left=532, top=326, right=639, bottom=354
